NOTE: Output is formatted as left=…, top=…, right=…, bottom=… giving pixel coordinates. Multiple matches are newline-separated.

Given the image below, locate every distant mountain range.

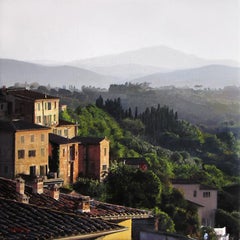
left=70, top=45, right=238, bottom=69
left=0, top=45, right=239, bottom=89
left=132, top=65, right=240, bottom=89
left=0, top=59, right=118, bottom=89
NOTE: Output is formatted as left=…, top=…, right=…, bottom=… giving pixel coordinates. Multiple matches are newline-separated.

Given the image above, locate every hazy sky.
left=0, top=0, right=239, bottom=62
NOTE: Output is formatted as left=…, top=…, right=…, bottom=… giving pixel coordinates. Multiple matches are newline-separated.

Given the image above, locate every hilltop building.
left=172, top=179, right=217, bottom=227
left=49, top=133, right=80, bottom=185
left=73, top=136, right=110, bottom=181
left=0, top=87, right=77, bottom=138
left=0, top=119, right=51, bottom=179
left=118, top=157, right=149, bottom=171
left=0, top=87, right=110, bottom=184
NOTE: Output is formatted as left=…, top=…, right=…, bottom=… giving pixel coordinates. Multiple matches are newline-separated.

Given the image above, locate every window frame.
left=28, top=150, right=36, bottom=157
left=18, top=149, right=25, bottom=159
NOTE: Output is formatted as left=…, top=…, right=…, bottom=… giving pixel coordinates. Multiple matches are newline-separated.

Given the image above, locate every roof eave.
left=54, top=227, right=128, bottom=240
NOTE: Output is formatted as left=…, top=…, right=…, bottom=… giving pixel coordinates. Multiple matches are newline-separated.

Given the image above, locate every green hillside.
left=60, top=102, right=239, bottom=237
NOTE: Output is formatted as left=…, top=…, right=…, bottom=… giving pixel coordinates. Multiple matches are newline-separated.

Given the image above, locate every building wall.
left=51, top=125, right=76, bottom=138
left=99, top=219, right=132, bottom=240
left=78, top=144, right=86, bottom=177
left=78, top=139, right=110, bottom=180
left=0, top=132, right=14, bottom=178
left=13, top=97, right=34, bottom=123
left=99, top=139, right=110, bottom=181
left=140, top=231, right=188, bottom=240
left=86, top=144, right=100, bottom=179
left=58, top=143, right=79, bottom=185
left=14, top=129, right=50, bottom=177
left=49, top=142, right=79, bottom=185
left=34, top=99, right=59, bottom=126
left=173, top=183, right=217, bottom=227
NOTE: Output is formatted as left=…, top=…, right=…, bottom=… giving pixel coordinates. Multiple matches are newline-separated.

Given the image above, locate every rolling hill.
left=0, top=59, right=118, bottom=89
left=132, top=65, right=240, bottom=88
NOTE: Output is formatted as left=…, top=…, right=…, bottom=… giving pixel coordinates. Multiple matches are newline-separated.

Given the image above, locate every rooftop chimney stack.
left=49, top=184, right=60, bottom=200
left=16, top=177, right=29, bottom=204
left=78, top=196, right=91, bottom=213
left=16, top=177, right=25, bottom=195
left=32, top=176, right=43, bottom=194
left=17, top=194, right=30, bottom=204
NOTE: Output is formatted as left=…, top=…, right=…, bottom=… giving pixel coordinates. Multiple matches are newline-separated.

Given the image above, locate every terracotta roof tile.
left=58, top=119, right=76, bottom=126
left=0, top=119, right=50, bottom=132
left=0, top=198, right=124, bottom=239
left=49, top=133, right=80, bottom=145
left=6, top=88, right=58, bottom=100
left=0, top=177, right=152, bottom=221
left=72, top=136, right=106, bottom=144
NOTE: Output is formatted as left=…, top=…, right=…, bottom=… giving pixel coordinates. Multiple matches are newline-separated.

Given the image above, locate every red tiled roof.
left=0, top=119, right=50, bottom=132
left=0, top=198, right=124, bottom=239
left=6, top=88, right=58, bottom=100
left=72, top=136, right=107, bottom=144
left=0, top=177, right=152, bottom=221
left=49, top=133, right=80, bottom=145
left=171, top=179, right=218, bottom=190
left=58, top=119, right=76, bottom=126
left=59, top=192, right=151, bottom=220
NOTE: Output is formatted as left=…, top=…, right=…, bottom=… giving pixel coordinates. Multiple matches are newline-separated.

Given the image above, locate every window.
left=203, top=192, right=211, bottom=198
left=193, top=190, right=197, bottom=197
left=18, top=150, right=25, bottom=159
left=48, top=102, right=51, bottom=110
left=63, top=148, right=66, bottom=157
left=37, top=116, right=41, bottom=123
left=40, top=165, right=46, bottom=176
left=53, top=129, right=57, bottom=134
left=48, top=115, right=52, bottom=123
left=37, top=103, right=41, bottom=111
left=43, top=116, right=47, bottom=124
left=104, top=148, right=107, bottom=156
left=70, top=146, right=75, bottom=160
left=30, top=135, right=34, bottom=142
left=28, top=150, right=36, bottom=157
left=41, top=134, right=45, bottom=141
left=40, top=148, right=45, bottom=157
left=30, top=166, right=36, bottom=176
left=45, top=102, right=47, bottom=110
left=20, top=136, right=24, bottom=144
left=64, top=129, right=68, bottom=137
left=68, top=163, right=71, bottom=177
left=102, top=165, right=107, bottom=171
left=57, top=130, right=62, bottom=136
left=53, top=114, right=56, bottom=121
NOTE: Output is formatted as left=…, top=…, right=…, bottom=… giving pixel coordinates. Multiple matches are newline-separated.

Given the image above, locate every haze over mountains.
left=0, top=45, right=239, bottom=89
left=0, top=59, right=117, bottom=89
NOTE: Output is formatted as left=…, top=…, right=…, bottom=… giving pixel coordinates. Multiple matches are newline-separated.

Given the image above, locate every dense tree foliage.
left=73, top=177, right=106, bottom=201
left=60, top=101, right=239, bottom=237
left=160, top=188, right=199, bottom=235
left=105, top=163, right=162, bottom=209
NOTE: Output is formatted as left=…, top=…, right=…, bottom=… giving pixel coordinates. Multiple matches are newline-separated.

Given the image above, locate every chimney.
left=78, top=196, right=91, bottom=213
left=32, top=176, right=43, bottom=194
left=17, top=194, right=30, bottom=204
left=16, top=177, right=25, bottom=195
left=16, top=177, right=29, bottom=204
left=49, top=184, right=60, bottom=200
